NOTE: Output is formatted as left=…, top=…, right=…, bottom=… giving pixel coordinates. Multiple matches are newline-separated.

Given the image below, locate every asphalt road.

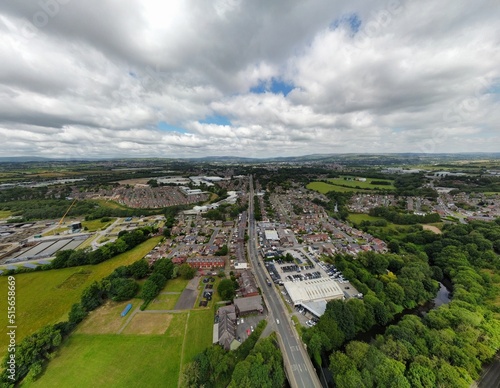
left=473, top=353, right=500, bottom=388
left=247, top=175, right=322, bottom=388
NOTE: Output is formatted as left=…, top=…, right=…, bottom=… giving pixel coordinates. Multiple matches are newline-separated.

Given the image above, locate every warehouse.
left=283, top=277, right=344, bottom=316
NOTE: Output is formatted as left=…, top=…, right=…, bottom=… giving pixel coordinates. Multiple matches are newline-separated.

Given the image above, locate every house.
left=187, top=256, right=225, bottom=269
left=238, top=270, right=259, bottom=297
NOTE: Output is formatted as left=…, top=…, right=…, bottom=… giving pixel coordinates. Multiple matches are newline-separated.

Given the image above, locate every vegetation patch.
left=307, top=181, right=364, bottom=194
left=145, top=293, right=180, bottom=310
left=76, top=300, right=140, bottom=335
left=56, top=271, right=92, bottom=290
left=0, top=237, right=161, bottom=359
left=121, top=312, right=173, bottom=335
left=27, top=334, right=183, bottom=388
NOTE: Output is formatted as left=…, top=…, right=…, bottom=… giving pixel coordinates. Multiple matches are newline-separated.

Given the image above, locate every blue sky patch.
left=251, top=78, right=295, bottom=96
left=330, top=13, right=361, bottom=34
left=200, top=115, right=232, bottom=126
left=157, top=121, right=188, bottom=134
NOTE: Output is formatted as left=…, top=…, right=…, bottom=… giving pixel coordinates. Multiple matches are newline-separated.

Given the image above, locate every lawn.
left=0, top=210, right=12, bottom=219
left=25, top=334, right=184, bottom=388
left=183, top=310, right=214, bottom=363
left=328, top=176, right=395, bottom=190
left=348, top=213, right=384, bottom=224
left=81, top=218, right=116, bottom=232
left=91, top=199, right=130, bottom=210
left=163, top=277, right=190, bottom=292
left=307, top=182, right=363, bottom=194
left=146, top=293, right=180, bottom=311
left=0, top=237, right=161, bottom=359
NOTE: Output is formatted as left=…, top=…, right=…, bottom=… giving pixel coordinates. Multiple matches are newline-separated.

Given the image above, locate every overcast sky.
left=0, top=0, right=499, bottom=159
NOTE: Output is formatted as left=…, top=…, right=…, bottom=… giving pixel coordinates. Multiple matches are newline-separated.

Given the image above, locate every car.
left=240, top=318, right=244, bottom=324
left=276, top=319, right=280, bottom=324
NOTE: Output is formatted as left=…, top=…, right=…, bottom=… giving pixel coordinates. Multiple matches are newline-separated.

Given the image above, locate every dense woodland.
left=304, top=219, right=500, bottom=387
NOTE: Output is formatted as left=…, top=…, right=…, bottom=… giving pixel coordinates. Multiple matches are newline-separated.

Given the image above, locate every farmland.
left=0, top=237, right=161, bottom=359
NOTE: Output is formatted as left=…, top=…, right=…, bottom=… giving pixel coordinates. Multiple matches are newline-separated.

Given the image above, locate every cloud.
left=0, top=0, right=499, bottom=158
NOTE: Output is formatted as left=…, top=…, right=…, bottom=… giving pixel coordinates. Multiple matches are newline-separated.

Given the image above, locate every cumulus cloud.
left=0, top=0, right=499, bottom=158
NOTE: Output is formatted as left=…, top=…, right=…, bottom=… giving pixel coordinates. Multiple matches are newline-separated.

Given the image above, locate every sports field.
left=328, top=176, right=395, bottom=190
left=28, top=307, right=214, bottom=387
left=306, top=182, right=363, bottom=194
left=0, top=237, right=161, bottom=359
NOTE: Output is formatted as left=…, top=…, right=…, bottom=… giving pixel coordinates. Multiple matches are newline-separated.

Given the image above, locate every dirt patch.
left=422, top=225, right=442, bottom=234
left=121, top=313, right=173, bottom=335
left=77, top=300, right=134, bottom=334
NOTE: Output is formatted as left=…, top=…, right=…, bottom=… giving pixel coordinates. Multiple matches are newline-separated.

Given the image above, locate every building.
left=238, top=270, right=259, bottom=297
left=218, top=309, right=236, bottom=350
left=186, top=256, right=225, bottom=269
left=283, top=277, right=344, bottom=316
left=234, top=295, right=264, bottom=316
left=264, top=230, right=279, bottom=241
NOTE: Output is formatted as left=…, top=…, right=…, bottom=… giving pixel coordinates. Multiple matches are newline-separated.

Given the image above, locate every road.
left=472, top=353, right=500, bottom=388
left=247, top=175, right=322, bottom=388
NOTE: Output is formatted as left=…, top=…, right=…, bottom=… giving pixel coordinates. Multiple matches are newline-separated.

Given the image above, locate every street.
left=247, top=175, right=322, bottom=388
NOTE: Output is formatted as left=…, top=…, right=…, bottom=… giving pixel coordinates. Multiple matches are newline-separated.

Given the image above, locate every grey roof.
left=234, top=295, right=263, bottom=314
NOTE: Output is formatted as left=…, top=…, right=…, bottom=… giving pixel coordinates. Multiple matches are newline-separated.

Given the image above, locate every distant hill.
left=0, top=156, right=52, bottom=163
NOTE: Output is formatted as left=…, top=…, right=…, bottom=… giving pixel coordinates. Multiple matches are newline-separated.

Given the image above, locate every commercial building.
left=283, top=278, right=344, bottom=317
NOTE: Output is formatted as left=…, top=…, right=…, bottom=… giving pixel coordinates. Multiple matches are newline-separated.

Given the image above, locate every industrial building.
left=283, top=278, right=344, bottom=317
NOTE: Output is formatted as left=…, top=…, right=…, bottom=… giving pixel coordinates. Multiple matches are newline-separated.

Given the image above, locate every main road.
left=247, top=175, right=322, bottom=388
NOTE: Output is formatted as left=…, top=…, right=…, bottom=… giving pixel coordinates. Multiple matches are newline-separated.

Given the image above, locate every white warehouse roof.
left=283, top=278, right=344, bottom=305
left=264, top=230, right=279, bottom=241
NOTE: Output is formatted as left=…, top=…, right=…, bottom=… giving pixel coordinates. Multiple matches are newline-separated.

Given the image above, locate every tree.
left=68, top=303, right=87, bottom=325
left=129, top=259, right=149, bottom=279
left=179, top=263, right=196, bottom=279
left=218, top=278, right=236, bottom=301
left=140, top=280, right=159, bottom=302
left=109, top=278, right=138, bottom=301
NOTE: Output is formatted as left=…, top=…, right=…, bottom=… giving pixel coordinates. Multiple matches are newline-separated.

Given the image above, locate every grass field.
left=329, top=176, right=395, bottom=190
left=348, top=213, right=384, bottom=224
left=0, top=210, right=12, bottom=219
left=92, top=199, right=130, bottom=210
left=28, top=307, right=214, bottom=387
left=0, top=237, right=161, bottom=359
left=76, top=300, right=141, bottom=335
left=307, top=181, right=364, bottom=194
left=146, top=293, right=180, bottom=310
left=81, top=218, right=116, bottom=232
left=183, top=310, right=214, bottom=362
left=25, top=333, right=184, bottom=388
left=163, top=277, right=190, bottom=292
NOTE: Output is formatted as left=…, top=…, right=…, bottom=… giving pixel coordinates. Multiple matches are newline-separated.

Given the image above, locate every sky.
left=0, top=0, right=499, bottom=159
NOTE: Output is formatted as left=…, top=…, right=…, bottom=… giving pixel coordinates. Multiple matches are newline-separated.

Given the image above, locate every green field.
left=81, top=218, right=116, bottom=232
left=146, top=293, right=180, bottom=310
left=0, top=237, right=161, bottom=359
left=0, top=210, right=12, bottom=219
left=25, top=333, right=184, bottom=388
left=328, top=176, right=395, bottom=190
left=183, top=310, right=214, bottom=362
left=348, top=213, right=384, bottom=224
left=163, top=277, right=190, bottom=292
left=28, top=307, right=214, bottom=387
left=307, top=182, right=364, bottom=194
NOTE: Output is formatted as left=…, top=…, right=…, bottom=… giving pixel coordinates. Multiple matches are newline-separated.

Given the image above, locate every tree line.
left=326, top=218, right=500, bottom=387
